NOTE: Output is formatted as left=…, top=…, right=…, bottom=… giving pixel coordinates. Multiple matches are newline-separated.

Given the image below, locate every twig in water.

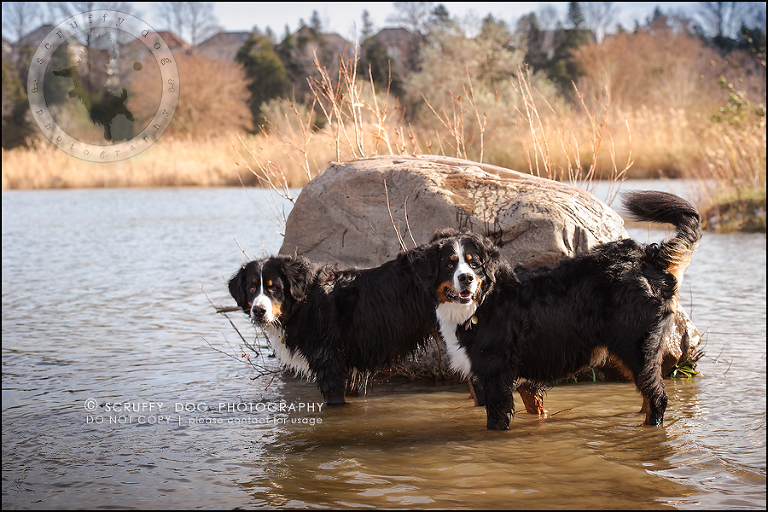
left=723, top=358, right=734, bottom=377
left=199, top=281, right=280, bottom=377
left=712, top=345, right=725, bottom=363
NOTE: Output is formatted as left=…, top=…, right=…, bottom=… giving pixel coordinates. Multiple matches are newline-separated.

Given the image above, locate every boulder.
left=280, top=155, right=626, bottom=267
left=279, top=155, right=701, bottom=378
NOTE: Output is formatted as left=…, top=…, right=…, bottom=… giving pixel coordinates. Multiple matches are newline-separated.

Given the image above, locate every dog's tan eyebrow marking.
left=466, top=253, right=473, bottom=261
left=450, top=254, right=458, bottom=262
left=252, top=277, right=257, bottom=283
left=267, top=280, right=273, bottom=287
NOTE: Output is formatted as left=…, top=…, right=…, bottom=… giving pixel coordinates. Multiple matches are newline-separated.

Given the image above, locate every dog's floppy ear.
left=228, top=262, right=251, bottom=310
left=475, top=233, right=502, bottom=286
left=409, top=240, right=443, bottom=288
left=280, top=256, right=314, bottom=302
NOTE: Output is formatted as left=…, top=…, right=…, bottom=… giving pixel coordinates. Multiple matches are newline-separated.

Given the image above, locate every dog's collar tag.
left=280, top=336, right=286, bottom=345
left=464, top=315, right=479, bottom=330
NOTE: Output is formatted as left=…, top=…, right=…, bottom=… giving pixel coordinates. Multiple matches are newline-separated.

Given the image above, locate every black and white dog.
left=426, top=191, right=702, bottom=429
left=228, top=231, right=500, bottom=406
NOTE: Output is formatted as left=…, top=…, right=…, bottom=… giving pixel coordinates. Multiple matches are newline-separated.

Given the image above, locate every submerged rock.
left=279, top=155, right=701, bottom=378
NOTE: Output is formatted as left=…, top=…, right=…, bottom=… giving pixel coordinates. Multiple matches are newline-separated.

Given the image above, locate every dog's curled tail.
left=622, top=190, right=702, bottom=284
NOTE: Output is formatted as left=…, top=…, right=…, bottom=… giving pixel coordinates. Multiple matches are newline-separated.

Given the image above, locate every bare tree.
left=697, top=2, right=747, bottom=39
left=156, top=2, right=187, bottom=39
left=2, top=2, right=42, bottom=43
left=386, top=2, right=434, bottom=36
left=48, top=1, right=138, bottom=47
left=535, top=4, right=561, bottom=32
left=185, top=2, right=221, bottom=47
left=385, top=2, right=434, bottom=74
left=741, top=2, right=766, bottom=34
left=51, top=2, right=138, bottom=19
left=583, top=2, right=619, bottom=43
left=155, top=2, right=221, bottom=47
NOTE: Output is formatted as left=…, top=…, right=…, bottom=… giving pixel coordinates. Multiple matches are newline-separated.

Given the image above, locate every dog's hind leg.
left=517, top=382, right=548, bottom=417
left=639, top=396, right=651, bottom=414
left=637, top=366, right=668, bottom=426
left=625, top=334, right=668, bottom=426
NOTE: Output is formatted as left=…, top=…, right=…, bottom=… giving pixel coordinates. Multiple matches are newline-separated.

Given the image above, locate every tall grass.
left=2, top=135, right=247, bottom=189
left=235, top=50, right=635, bottom=213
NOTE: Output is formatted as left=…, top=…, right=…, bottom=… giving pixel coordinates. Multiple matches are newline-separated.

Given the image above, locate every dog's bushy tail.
left=622, top=190, right=702, bottom=284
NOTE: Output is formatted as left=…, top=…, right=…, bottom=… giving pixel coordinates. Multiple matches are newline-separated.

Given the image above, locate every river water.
left=2, top=181, right=765, bottom=509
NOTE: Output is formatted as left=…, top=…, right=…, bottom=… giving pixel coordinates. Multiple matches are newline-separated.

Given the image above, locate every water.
left=2, top=182, right=765, bottom=509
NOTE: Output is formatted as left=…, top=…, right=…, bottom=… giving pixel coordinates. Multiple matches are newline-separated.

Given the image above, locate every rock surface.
left=280, top=155, right=627, bottom=267
left=279, top=155, right=701, bottom=377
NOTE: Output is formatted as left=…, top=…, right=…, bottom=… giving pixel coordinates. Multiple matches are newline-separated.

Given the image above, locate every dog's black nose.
left=251, top=305, right=267, bottom=318
left=458, top=273, right=474, bottom=284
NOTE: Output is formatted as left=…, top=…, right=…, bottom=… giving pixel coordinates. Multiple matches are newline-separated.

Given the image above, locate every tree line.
left=2, top=2, right=766, bottom=149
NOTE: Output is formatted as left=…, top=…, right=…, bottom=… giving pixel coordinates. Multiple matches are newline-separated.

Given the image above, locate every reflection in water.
left=2, top=186, right=765, bottom=509
left=244, top=380, right=696, bottom=509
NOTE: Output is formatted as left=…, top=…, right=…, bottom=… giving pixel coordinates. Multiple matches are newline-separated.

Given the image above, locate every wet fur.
left=228, top=233, right=491, bottom=405
left=431, top=191, right=702, bottom=429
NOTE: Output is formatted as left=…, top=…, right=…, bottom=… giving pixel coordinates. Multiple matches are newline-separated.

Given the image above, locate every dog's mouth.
left=251, top=315, right=282, bottom=331
left=444, top=287, right=475, bottom=305
left=251, top=315, right=270, bottom=327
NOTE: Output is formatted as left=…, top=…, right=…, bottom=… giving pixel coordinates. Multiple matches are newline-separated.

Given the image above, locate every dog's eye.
left=248, top=286, right=257, bottom=294
left=468, top=260, right=480, bottom=269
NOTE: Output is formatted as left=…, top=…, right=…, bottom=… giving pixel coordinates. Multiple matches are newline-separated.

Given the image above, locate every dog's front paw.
left=486, top=414, right=510, bottom=430
left=322, top=388, right=347, bottom=406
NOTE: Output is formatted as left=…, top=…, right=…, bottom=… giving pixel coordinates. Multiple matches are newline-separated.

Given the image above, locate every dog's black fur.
left=430, top=191, right=702, bottom=429
left=228, top=230, right=499, bottom=405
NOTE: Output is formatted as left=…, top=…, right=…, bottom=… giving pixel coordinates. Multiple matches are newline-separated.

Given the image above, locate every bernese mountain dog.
left=228, top=230, right=500, bottom=406
left=425, top=191, right=702, bottom=429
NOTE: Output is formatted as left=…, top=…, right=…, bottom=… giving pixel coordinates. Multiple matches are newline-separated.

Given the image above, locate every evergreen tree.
left=360, top=33, right=404, bottom=98
left=236, top=31, right=291, bottom=130
left=310, top=10, right=323, bottom=36
left=2, top=55, right=35, bottom=149
left=430, top=4, right=451, bottom=28
left=567, top=1, right=585, bottom=30
left=361, top=10, right=374, bottom=40
left=359, top=10, right=402, bottom=95
left=546, top=2, right=591, bottom=96
left=518, top=13, right=548, bottom=72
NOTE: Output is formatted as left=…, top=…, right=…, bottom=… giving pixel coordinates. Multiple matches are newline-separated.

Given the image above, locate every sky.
left=138, top=2, right=696, bottom=42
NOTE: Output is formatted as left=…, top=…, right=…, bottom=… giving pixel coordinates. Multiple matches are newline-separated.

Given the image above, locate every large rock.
left=280, top=155, right=626, bottom=267
left=279, top=155, right=701, bottom=377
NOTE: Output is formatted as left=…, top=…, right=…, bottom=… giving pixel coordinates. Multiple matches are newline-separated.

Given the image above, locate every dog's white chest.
left=436, top=302, right=475, bottom=379
left=264, top=325, right=312, bottom=378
